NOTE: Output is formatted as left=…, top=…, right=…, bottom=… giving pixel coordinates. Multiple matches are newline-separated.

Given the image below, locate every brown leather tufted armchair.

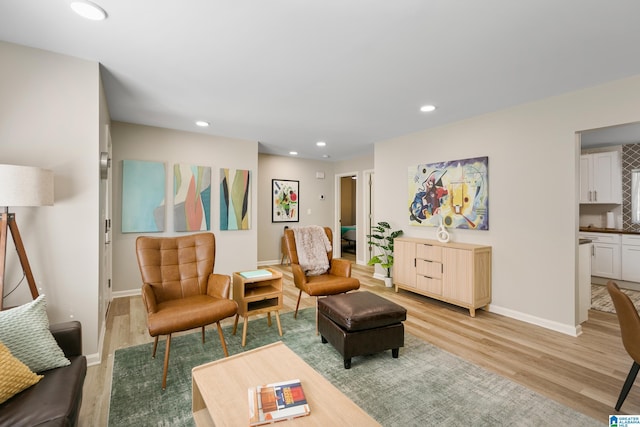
left=136, top=233, right=238, bottom=389
left=283, top=227, right=360, bottom=332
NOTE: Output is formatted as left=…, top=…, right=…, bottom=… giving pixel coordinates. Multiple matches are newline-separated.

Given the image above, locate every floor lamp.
left=0, top=165, right=54, bottom=310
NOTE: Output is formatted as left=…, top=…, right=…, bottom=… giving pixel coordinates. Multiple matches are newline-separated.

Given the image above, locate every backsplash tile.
left=622, top=144, right=640, bottom=231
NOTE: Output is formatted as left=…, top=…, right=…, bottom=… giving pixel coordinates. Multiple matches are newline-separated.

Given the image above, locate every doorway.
left=99, top=125, right=113, bottom=324
left=578, top=121, right=640, bottom=324
left=335, top=172, right=358, bottom=262
left=341, top=175, right=357, bottom=261
left=363, top=169, right=375, bottom=264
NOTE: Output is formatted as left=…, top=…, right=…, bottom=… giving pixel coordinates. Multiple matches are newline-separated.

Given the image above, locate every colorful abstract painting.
left=408, top=156, right=489, bottom=230
left=220, top=168, right=250, bottom=230
left=272, top=179, right=299, bottom=222
left=122, top=160, right=166, bottom=233
left=173, top=164, right=211, bottom=232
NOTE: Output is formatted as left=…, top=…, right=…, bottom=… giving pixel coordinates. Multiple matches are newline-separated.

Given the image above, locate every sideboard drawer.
left=416, top=259, right=442, bottom=278
left=416, top=243, right=442, bottom=262
left=417, top=275, right=442, bottom=295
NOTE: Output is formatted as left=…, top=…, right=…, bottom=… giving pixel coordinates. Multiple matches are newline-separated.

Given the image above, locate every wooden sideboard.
left=394, top=237, right=492, bottom=316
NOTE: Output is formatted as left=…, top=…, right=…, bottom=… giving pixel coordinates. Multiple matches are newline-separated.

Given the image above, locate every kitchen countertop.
left=579, top=226, right=640, bottom=235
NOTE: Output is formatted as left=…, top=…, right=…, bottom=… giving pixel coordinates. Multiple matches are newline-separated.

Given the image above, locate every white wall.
left=255, top=154, right=374, bottom=265
left=110, top=122, right=258, bottom=295
left=257, top=154, right=336, bottom=264
left=375, top=74, right=640, bottom=335
left=6, top=38, right=640, bottom=352
left=0, top=41, right=102, bottom=357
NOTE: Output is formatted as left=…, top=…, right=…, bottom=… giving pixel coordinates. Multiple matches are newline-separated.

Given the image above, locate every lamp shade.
left=0, top=164, right=54, bottom=207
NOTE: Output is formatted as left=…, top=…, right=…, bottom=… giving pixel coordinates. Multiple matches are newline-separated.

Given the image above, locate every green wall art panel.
left=220, top=168, right=251, bottom=230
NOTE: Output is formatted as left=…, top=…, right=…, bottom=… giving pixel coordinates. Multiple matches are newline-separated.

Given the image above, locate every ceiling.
left=3, top=1, right=640, bottom=161
left=581, top=122, right=640, bottom=149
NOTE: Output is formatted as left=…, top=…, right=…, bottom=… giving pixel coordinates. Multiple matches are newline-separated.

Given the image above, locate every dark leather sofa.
left=0, top=321, right=87, bottom=427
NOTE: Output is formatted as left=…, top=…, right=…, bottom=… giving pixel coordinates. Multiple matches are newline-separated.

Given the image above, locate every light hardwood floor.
left=79, top=262, right=639, bottom=425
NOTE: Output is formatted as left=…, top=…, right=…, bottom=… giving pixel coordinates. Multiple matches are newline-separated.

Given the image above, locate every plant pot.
left=383, top=277, right=393, bottom=288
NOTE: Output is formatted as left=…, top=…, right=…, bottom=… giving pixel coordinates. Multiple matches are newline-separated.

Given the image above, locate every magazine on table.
left=240, top=269, right=273, bottom=279
left=248, top=379, right=310, bottom=425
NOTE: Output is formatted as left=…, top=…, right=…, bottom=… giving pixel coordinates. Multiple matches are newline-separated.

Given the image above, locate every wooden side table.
left=232, top=268, right=283, bottom=347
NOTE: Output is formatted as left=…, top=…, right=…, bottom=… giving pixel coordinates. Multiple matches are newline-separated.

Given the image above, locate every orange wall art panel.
left=173, top=164, right=211, bottom=232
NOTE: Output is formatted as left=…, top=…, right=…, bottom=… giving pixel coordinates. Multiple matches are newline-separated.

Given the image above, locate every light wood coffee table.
left=192, top=342, right=380, bottom=426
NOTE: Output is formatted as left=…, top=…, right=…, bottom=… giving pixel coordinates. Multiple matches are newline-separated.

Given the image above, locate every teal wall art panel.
left=122, top=160, right=166, bottom=233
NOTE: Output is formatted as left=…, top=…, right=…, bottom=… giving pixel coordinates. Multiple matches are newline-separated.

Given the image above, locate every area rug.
left=109, top=308, right=602, bottom=427
left=592, top=284, right=640, bottom=314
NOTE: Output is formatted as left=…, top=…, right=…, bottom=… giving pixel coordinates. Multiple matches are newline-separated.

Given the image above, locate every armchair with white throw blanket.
left=284, top=226, right=360, bottom=332
left=293, top=225, right=332, bottom=276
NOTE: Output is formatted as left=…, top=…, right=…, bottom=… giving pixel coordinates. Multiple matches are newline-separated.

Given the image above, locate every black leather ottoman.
left=318, top=291, right=406, bottom=369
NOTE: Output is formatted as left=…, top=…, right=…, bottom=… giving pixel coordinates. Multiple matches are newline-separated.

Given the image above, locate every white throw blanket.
left=293, top=225, right=332, bottom=276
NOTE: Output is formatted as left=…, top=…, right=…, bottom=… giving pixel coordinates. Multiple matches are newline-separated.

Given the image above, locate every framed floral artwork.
left=272, top=179, right=299, bottom=222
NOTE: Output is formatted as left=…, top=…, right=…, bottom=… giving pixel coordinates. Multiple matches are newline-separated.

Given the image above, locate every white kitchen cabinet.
left=579, top=232, right=621, bottom=279
left=622, top=235, right=640, bottom=282
left=579, top=151, right=622, bottom=204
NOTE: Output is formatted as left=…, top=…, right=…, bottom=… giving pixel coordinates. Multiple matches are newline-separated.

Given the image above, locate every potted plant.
left=367, top=221, right=403, bottom=287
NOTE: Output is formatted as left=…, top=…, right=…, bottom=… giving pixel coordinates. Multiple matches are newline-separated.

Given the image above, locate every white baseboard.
left=112, top=289, right=141, bottom=299
left=95, top=290, right=140, bottom=366
left=385, top=275, right=581, bottom=336
left=372, top=272, right=386, bottom=281
left=258, top=259, right=369, bottom=268
left=86, top=352, right=101, bottom=367
left=258, top=259, right=281, bottom=267
left=488, top=304, right=582, bottom=337
left=91, top=318, right=107, bottom=366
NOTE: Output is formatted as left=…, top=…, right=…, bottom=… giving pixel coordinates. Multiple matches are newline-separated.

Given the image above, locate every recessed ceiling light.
left=420, top=105, right=436, bottom=112
left=322, top=154, right=330, bottom=158
left=70, top=0, right=107, bottom=21
left=289, top=151, right=298, bottom=156
left=195, top=121, right=210, bottom=127
left=316, top=141, right=326, bottom=147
